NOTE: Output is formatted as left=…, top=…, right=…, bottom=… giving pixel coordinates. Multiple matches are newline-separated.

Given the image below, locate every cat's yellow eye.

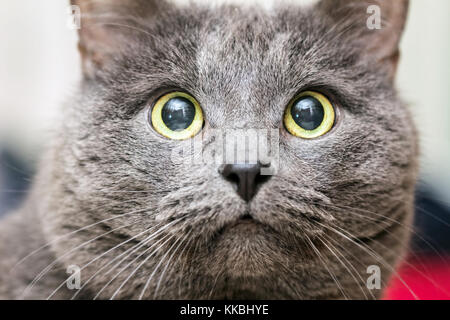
left=284, top=91, right=335, bottom=139
left=151, top=92, right=204, bottom=140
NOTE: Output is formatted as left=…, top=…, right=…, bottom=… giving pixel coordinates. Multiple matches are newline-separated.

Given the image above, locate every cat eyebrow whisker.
left=91, top=190, right=153, bottom=194
left=91, top=21, right=155, bottom=39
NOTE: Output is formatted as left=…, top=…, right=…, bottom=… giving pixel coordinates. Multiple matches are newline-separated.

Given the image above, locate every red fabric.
left=384, top=256, right=450, bottom=300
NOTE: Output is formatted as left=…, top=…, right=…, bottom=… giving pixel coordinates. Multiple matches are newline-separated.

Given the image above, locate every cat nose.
left=219, top=163, right=271, bottom=202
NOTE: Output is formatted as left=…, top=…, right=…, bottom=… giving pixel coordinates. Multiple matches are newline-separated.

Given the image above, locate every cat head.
left=37, top=0, right=417, bottom=299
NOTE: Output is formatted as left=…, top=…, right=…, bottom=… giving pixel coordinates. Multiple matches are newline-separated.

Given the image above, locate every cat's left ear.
left=70, top=0, right=165, bottom=79
left=316, top=0, right=409, bottom=80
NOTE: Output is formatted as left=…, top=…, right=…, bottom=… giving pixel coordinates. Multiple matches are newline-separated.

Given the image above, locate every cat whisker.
left=310, top=200, right=426, bottom=244
left=323, top=219, right=450, bottom=298
left=80, top=5, right=159, bottom=36
left=91, top=21, right=154, bottom=39
left=21, top=221, right=137, bottom=299
left=153, top=230, right=193, bottom=299
left=90, top=218, right=183, bottom=299
left=318, top=201, right=450, bottom=267
left=183, top=235, right=201, bottom=298
left=46, top=222, right=163, bottom=300
left=12, top=203, right=153, bottom=271
left=172, top=234, right=194, bottom=299
left=314, top=221, right=419, bottom=300
left=415, top=190, right=450, bottom=208
left=108, top=233, right=177, bottom=300
left=88, top=190, right=153, bottom=194
left=320, top=232, right=377, bottom=300
left=138, top=233, right=188, bottom=300
left=314, top=200, right=450, bottom=296
left=93, top=233, right=170, bottom=300
left=0, top=159, right=33, bottom=182
left=207, top=265, right=223, bottom=300
left=416, top=205, right=450, bottom=228
left=304, top=235, right=349, bottom=300
left=75, top=220, right=187, bottom=299
left=315, top=235, right=370, bottom=300
left=93, top=234, right=169, bottom=300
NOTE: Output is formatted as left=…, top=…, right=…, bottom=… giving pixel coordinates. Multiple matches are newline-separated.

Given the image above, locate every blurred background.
left=0, top=0, right=449, bottom=299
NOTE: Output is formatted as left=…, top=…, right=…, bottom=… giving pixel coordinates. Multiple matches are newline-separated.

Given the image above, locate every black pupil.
left=161, top=97, right=196, bottom=131
left=290, top=96, right=324, bottom=130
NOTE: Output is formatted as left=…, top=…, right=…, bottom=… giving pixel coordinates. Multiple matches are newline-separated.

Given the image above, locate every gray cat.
left=0, top=0, right=418, bottom=299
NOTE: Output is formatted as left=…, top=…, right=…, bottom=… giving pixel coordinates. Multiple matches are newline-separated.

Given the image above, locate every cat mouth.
left=225, top=214, right=259, bottom=229
left=217, top=214, right=278, bottom=237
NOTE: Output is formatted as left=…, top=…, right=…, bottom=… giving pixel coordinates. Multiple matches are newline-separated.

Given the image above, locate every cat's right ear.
left=70, top=0, right=164, bottom=79
left=316, top=0, right=409, bottom=80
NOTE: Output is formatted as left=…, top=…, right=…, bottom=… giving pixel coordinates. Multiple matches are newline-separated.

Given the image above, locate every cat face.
left=37, top=0, right=417, bottom=299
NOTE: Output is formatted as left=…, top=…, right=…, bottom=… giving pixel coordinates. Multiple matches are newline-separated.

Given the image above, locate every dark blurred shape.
left=0, top=149, right=32, bottom=217
left=412, top=186, right=450, bottom=254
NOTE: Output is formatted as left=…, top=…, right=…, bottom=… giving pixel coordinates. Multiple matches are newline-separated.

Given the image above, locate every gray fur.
left=0, top=0, right=417, bottom=299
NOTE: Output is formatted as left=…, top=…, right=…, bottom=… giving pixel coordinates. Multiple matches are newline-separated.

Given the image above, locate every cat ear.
left=316, top=0, right=409, bottom=79
left=70, top=0, right=164, bottom=78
